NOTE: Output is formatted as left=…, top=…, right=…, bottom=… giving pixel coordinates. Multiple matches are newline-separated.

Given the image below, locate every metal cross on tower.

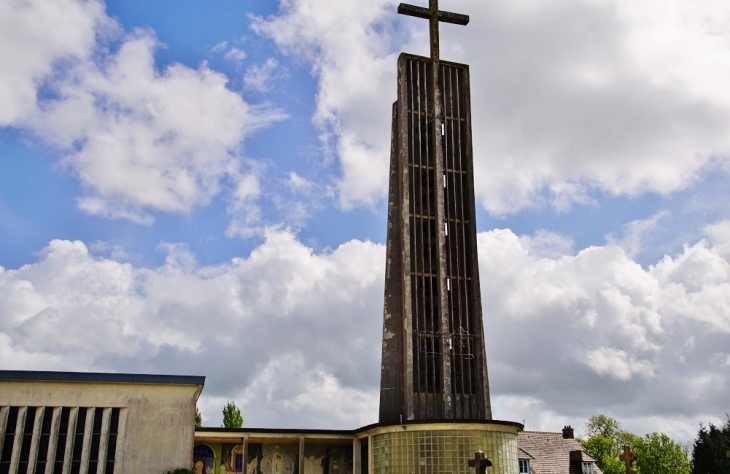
left=398, top=0, right=470, bottom=62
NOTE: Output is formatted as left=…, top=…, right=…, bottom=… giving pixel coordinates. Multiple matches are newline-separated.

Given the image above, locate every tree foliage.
left=581, top=415, right=637, bottom=474
left=581, top=434, right=625, bottom=474
left=633, top=432, right=691, bottom=474
left=581, top=415, right=692, bottom=474
left=586, top=414, right=624, bottom=440
left=691, top=414, right=730, bottom=474
left=222, top=401, right=243, bottom=428
left=195, top=408, right=202, bottom=428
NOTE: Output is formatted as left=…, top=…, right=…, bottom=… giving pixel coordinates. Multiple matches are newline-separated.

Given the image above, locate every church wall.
left=194, top=434, right=355, bottom=474
left=366, top=422, right=520, bottom=474
left=0, top=378, right=201, bottom=473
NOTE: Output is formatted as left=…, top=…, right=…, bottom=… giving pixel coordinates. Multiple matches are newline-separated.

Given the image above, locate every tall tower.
left=379, top=1, right=492, bottom=423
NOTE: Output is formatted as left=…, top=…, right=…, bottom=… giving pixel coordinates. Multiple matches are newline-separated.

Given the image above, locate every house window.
left=583, top=462, right=594, bottom=474
left=519, top=459, right=531, bottom=474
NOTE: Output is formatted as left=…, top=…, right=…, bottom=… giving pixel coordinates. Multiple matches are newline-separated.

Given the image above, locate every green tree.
left=195, top=408, right=202, bottom=428
left=633, top=432, right=691, bottom=474
left=222, top=401, right=243, bottom=428
left=691, top=414, right=730, bottom=474
left=581, top=415, right=637, bottom=474
left=581, top=434, right=624, bottom=474
left=586, top=414, right=623, bottom=439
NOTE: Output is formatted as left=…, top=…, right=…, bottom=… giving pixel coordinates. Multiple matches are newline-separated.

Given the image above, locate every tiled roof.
left=518, top=431, right=603, bottom=474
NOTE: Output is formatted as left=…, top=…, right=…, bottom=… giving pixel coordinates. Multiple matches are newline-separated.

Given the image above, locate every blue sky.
left=2, top=0, right=730, bottom=441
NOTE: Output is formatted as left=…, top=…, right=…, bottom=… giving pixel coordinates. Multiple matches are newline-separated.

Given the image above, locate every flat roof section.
left=0, top=370, right=205, bottom=386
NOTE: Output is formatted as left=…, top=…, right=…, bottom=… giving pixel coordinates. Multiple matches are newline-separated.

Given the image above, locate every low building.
left=7, top=371, right=607, bottom=474
left=517, top=427, right=602, bottom=474
left=194, top=420, right=524, bottom=474
left=0, top=370, right=204, bottom=473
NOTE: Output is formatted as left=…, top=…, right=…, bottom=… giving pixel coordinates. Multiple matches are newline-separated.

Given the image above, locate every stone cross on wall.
left=398, top=0, right=469, bottom=61
left=467, top=451, right=492, bottom=474
left=619, top=444, right=637, bottom=474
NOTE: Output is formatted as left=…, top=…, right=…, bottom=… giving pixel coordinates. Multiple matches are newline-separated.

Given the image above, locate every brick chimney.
left=562, top=426, right=575, bottom=439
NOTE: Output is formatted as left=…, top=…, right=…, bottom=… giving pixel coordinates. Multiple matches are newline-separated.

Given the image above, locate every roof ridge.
left=520, top=430, right=566, bottom=434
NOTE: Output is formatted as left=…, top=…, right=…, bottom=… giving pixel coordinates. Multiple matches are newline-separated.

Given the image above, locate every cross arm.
left=397, top=4, right=470, bottom=25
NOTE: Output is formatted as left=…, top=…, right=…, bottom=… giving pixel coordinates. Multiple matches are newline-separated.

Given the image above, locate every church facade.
left=193, top=420, right=522, bottom=474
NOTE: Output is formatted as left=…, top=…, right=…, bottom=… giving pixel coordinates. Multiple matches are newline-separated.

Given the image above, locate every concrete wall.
left=0, top=379, right=200, bottom=473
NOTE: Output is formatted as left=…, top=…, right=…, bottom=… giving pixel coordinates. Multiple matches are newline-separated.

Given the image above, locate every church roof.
left=0, top=370, right=205, bottom=386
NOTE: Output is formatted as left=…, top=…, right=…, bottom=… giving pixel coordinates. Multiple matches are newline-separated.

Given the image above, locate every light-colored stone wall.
left=0, top=379, right=201, bottom=473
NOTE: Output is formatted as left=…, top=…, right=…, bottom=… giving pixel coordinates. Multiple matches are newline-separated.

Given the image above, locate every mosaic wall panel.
left=303, top=443, right=352, bottom=474
left=194, top=442, right=352, bottom=474
left=371, top=429, right=518, bottom=474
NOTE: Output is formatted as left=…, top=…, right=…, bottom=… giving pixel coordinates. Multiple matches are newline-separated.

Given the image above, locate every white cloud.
left=0, top=0, right=110, bottom=126
left=210, top=41, right=229, bottom=54
left=252, top=0, right=398, bottom=209
left=606, top=211, right=670, bottom=258
left=3, top=222, right=730, bottom=430
left=704, top=220, right=730, bottom=260
left=1, top=0, right=282, bottom=223
left=481, top=223, right=730, bottom=428
left=243, top=58, right=281, bottom=93
left=584, top=347, right=656, bottom=380
left=519, top=230, right=574, bottom=259
left=459, top=0, right=730, bottom=214
left=225, top=172, right=264, bottom=238
left=0, top=229, right=385, bottom=428
left=224, top=47, right=246, bottom=65
left=256, top=0, right=730, bottom=213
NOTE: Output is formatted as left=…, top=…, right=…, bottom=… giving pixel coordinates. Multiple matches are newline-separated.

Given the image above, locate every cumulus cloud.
left=1, top=0, right=282, bottom=224
left=252, top=0, right=399, bottom=209
left=3, top=222, right=730, bottom=433
left=458, top=0, right=730, bottom=214
left=0, top=229, right=384, bottom=428
left=0, top=0, right=110, bottom=126
left=518, top=230, right=574, bottom=259
left=482, top=223, right=730, bottom=434
left=255, top=0, right=730, bottom=214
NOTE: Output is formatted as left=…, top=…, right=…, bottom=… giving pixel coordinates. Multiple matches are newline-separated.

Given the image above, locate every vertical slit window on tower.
left=0, top=406, right=19, bottom=473
left=35, top=407, right=54, bottom=474
left=88, top=407, right=103, bottom=473
left=105, top=407, right=120, bottom=474
left=53, top=407, right=71, bottom=474
left=70, top=408, right=87, bottom=474
left=17, top=406, right=37, bottom=474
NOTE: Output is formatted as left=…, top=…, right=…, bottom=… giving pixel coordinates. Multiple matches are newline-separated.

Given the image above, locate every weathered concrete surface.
left=378, top=53, right=492, bottom=423
left=0, top=376, right=202, bottom=473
